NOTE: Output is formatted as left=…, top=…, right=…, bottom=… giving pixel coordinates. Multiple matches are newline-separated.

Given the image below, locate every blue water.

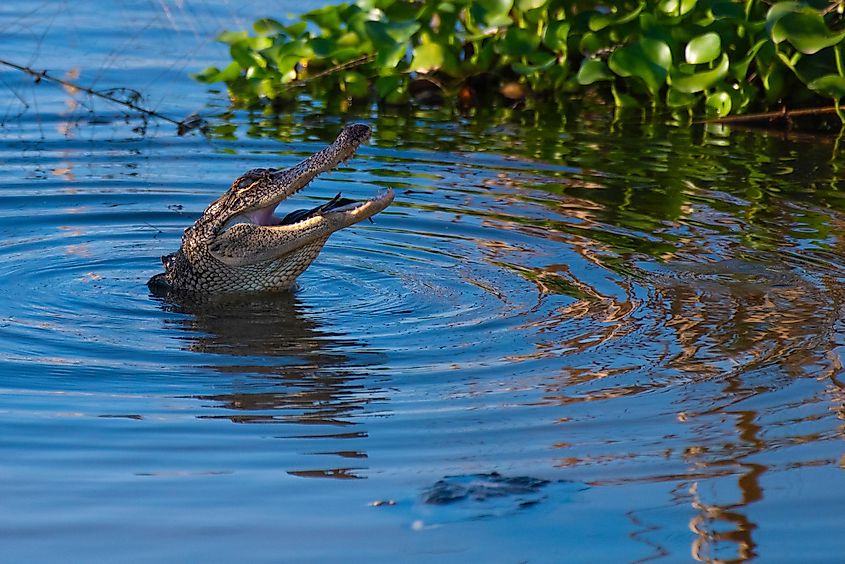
left=2, top=2, right=845, bottom=562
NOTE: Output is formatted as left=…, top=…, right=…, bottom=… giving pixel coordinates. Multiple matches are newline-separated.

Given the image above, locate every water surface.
left=1, top=2, right=845, bottom=562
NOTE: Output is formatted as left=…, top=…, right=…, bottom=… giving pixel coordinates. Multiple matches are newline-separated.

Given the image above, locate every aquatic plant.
left=195, top=1, right=845, bottom=119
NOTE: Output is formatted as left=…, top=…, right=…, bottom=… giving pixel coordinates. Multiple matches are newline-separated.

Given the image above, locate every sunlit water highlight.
left=1, top=2, right=845, bottom=562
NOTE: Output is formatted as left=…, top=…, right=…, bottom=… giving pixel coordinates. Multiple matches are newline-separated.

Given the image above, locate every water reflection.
left=151, top=290, right=385, bottom=478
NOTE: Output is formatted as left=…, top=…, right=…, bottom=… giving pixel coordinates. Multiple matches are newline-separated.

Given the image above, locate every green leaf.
left=470, top=0, right=514, bottom=29
left=666, top=87, right=697, bottom=107
left=710, top=0, right=745, bottom=20
left=192, top=61, right=243, bottom=84
left=577, top=59, right=613, bottom=84
left=685, top=32, right=721, bottom=64
left=285, top=22, right=308, bottom=38
left=705, top=90, right=732, bottom=116
left=512, top=52, right=557, bottom=74
left=730, top=38, right=768, bottom=80
left=517, top=0, right=547, bottom=9
left=765, top=2, right=802, bottom=37
left=771, top=10, right=845, bottom=55
left=609, top=40, right=671, bottom=96
left=253, top=18, right=286, bottom=36
left=217, top=31, right=250, bottom=46
left=376, top=75, right=409, bottom=103
left=230, top=43, right=260, bottom=70
left=304, top=5, right=343, bottom=32
left=378, top=43, right=408, bottom=68
left=808, top=75, right=845, bottom=100
left=658, top=0, right=697, bottom=17
left=589, top=2, right=645, bottom=32
left=499, top=27, right=541, bottom=55
left=375, top=75, right=401, bottom=98
left=365, top=20, right=421, bottom=47
left=543, top=21, right=570, bottom=52
left=580, top=32, right=609, bottom=56
left=669, top=53, right=730, bottom=93
left=411, top=43, right=442, bottom=72
left=642, top=37, right=672, bottom=71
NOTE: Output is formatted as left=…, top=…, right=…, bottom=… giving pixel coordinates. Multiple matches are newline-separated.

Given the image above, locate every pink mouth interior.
left=247, top=205, right=280, bottom=226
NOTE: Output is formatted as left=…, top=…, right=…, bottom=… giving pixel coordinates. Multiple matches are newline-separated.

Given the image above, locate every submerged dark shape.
left=423, top=472, right=551, bottom=506
left=149, top=124, right=394, bottom=293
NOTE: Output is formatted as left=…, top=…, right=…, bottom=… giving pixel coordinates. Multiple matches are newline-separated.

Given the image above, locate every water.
left=2, top=2, right=845, bottom=562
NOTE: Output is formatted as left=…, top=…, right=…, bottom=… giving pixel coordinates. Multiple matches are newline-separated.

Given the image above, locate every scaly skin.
left=149, top=124, right=394, bottom=293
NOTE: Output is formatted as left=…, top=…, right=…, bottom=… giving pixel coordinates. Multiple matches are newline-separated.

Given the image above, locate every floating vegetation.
left=195, top=1, right=845, bottom=121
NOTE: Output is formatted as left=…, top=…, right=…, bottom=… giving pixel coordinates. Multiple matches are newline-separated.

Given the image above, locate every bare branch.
left=0, top=58, right=207, bottom=134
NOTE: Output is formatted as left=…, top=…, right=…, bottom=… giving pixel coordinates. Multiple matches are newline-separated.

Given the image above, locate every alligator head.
left=149, top=124, right=394, bottom=293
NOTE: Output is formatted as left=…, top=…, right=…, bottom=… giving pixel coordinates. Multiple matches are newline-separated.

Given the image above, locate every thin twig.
left=0, top=57, right=205, bottom=133
left=285, top=54, right=375, bottom=89
left=697, top=106, right=841, bottom=125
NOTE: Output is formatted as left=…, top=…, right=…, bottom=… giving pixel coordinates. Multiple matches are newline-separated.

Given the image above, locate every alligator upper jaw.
left=228, top=123, right=373, bottom=228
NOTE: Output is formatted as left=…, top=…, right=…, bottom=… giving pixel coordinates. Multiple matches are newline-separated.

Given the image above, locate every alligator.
left=148, top=124, right=393, bottom=293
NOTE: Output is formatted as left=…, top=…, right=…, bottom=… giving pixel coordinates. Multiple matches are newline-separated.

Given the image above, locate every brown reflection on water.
left=155, top=292, right=385, bottom=478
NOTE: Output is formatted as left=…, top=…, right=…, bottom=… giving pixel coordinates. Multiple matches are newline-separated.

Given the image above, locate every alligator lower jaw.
left=228, top=189, right=394, bottom=230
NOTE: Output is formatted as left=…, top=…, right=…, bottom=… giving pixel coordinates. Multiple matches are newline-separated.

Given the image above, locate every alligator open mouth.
left=151, top=123, right=394, bottom=293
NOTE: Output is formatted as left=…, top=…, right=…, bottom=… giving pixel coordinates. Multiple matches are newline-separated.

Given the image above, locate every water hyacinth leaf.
left=285, top=22, right=308, bottom=38
left=729, top=82, right=756, bottom=113
left=376, top=43, right=407, bottom=68
left=771, top=11, right=845, bottom=55
left=230, top=43, right=261, bottom=70
left=580, top=32, right=610, bottom=56
left=658, top=0, right=697, bottom=17
left=365, top=20, right=420, bottom=48
left=304, top=5, right=344, bottom=32
left=765, top=1, right=802, bottom=36
left=685, top=32, right=721, bottom=64
left=642, top=37, right=672, bottom=70
left=577, top=59, right=613, bottom=84
left=411, top=43, right=443, bottom=73
left=808, top=75, right=845, bottom=100
left=543, top=21, right=570, bottom=52
left=471, top=0, right=514, bottom=28
left=217, top=31, right=250, bottom=45
left=193, top=62, right=242, bottom=83
left=383, top=1, right=423, bottom=20
left=253, top=18, right=286, bottom=36
left=731, top=38, right=768, bottom=80
left=666, top=86, right=697, bottom=107
left=517, top=0, right=547, bottom=10
left=260, top=40, right=312, bottom=72
left=705, top=90, right=732, bottom=116
left=609, top=40, right=670, bottom=96
left=589, top=1, right=645, bottom=32
left=308, top=38, right=342, bottom=58
left=669, top=53, right=729, bottom=93
left=375, top=75, right=401, bottom=98
left=512, top=52, right=557, bottom=74
left=411, top=42, right=459, bottom=75
left=376, top=75, right=409, bottom=103
left=710, top=0, right=745, bottom=19
left=500, top=27, right=541, bottom=55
